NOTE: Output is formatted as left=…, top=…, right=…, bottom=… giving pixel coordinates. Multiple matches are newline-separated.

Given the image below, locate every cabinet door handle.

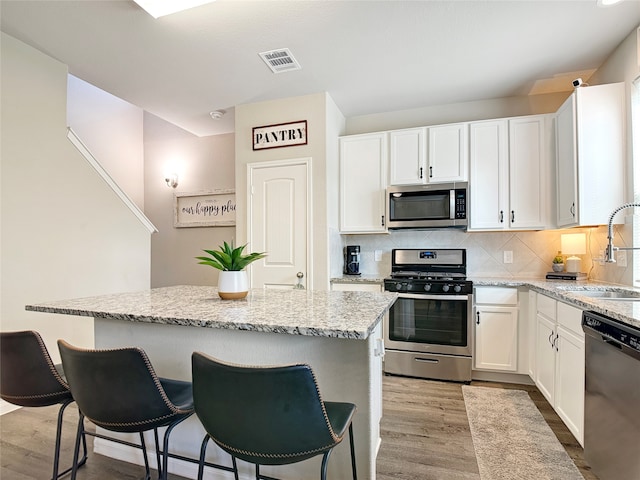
left=476, top=312, right=480, bottom=325
left=419, top=167, right=423, bottom=179
left=381, top=215, right=385, bottom=226
left=429, top=166, right=433, bottom=178
left=548, top=331, right=554, bottom=346
left=511, top=210, right=515, bottom=223
left=554, top=333, right=559, bottom=352
left=570, top=202, right=575, bottom=217
left=499, top=210, right=504, bottom=223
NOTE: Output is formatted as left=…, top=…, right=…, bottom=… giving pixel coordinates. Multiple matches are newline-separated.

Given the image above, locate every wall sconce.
left=165, top=173, right=178, bottom=188
left=561, top=233, right=587, bottom=273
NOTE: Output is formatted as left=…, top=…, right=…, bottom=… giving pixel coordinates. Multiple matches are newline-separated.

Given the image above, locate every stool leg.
left=197, top=434, right=210, bottom=480
left=153, top=428, right=162, bottom=480
left=320, top=450, right=331, bottom=480
left=349, top=423, right=357, bottom=480
left=139, top=432, right=151, bottom=480
left=70, top=412, right=85, bottom=480
left=51, top=398, right=72, bottom=480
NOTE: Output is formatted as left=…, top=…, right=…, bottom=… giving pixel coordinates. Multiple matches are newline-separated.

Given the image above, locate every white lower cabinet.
left=474, top=287, right=519, bottom=372
left=534, top=293, right=584, bottom=445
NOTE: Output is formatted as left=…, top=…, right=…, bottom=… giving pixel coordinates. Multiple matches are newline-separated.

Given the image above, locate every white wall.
left=143, top=113, right=236, bottom=288
left=0, top=33, right=151, bottom=362
left=235, top=92, right=344, bottom=290
left=67, top=75, right=145, bottom=209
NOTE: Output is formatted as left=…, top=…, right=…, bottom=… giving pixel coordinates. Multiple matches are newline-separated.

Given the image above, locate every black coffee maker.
left=344, top=245, right=361, bottom=275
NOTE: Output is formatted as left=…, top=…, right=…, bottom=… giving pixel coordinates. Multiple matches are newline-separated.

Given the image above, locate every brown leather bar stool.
left=57, top=340, right=195, bottom=480
left=192, top=351, right=358, bottom=480
left=0, top=330, right=87, bottom=479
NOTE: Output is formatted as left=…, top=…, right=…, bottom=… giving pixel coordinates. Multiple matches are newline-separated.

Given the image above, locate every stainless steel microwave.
left=386, top=182, right=468, bottom=229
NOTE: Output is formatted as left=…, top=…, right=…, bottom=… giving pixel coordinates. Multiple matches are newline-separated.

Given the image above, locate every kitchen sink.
left=565, top=289, right=640, bottom=301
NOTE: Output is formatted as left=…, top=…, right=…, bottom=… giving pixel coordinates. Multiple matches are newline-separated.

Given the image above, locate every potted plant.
left=552, top=251, right=564, bottom=272
left=196, top=242, right=266, bottom=299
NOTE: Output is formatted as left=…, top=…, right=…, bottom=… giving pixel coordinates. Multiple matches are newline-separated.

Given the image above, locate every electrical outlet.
left=374, top=250, right=382, bottom=262
left=617, top=250, right=627, bottom=267
left=598, top=250, right=605, bottom=266
left=503, top=251, right=513, bottom=264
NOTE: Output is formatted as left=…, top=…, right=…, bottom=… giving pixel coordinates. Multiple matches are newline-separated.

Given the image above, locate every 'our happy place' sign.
left=252, top=120, right=307, bottom=151
left=174, top=190, right=236, bottom=228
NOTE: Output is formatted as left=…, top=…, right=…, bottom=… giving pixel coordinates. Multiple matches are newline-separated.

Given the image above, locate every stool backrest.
left=1, top=330, right=70, bottom=407
left=192, top=352, right=340, bottom=465
left=58, top=339, right=182, bottom=433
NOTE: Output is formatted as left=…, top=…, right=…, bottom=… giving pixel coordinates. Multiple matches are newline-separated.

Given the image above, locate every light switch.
left=503, top=251, right=513, bottom=264
left=374, top=250, right=382, bottom=262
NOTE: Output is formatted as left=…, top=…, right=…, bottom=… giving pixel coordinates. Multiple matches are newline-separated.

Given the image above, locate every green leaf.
left=195, top=241, right=266, bottom=271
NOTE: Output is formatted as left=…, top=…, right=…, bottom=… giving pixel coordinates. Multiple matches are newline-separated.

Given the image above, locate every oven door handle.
left=395, top=293, right=470, bottom=301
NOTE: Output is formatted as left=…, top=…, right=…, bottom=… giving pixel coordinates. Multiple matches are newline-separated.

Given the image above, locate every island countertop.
left=26, top=285, right=398, bottom=340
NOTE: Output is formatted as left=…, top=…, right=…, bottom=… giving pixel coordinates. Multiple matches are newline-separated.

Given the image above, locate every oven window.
left=390, top=192, right=450, bottom=221
left=388, top=296, right=467, bottom=346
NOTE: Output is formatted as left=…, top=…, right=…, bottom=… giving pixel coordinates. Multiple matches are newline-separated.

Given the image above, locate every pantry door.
left=247, top=158, right=311, bottom=290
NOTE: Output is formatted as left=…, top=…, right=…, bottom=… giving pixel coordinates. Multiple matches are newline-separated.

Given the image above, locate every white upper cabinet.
left=469, top=120, right=509, bottom=230
left=339, top=132, right=388, bottom=233
left=469, top=115, right=552, bottom=231
left=509, top=116, right=551, bottom=229
left=555, top=82, right=625, bottom=228
left=389, top=124, right=468, bottom=185
left=427, top=123, right=468, bottom=182
left=389, top=128, right=427, bottom=185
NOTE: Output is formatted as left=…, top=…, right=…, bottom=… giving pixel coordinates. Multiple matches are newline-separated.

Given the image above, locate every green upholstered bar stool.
left=0, top=330, right=88, bottom=479
left=58, top=340, right=195, bottom=480
left=192, top=351, right=358, bottom=480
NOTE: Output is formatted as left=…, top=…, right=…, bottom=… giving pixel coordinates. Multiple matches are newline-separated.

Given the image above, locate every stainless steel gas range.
left=383, top=248, right=473, bottom=382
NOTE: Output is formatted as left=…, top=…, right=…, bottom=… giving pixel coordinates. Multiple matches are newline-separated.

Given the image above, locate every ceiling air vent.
left=259, top=48, right=301, bottom=74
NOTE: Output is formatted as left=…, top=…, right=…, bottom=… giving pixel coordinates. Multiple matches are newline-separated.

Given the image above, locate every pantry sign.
left=252, top=120, right=307, bottom=151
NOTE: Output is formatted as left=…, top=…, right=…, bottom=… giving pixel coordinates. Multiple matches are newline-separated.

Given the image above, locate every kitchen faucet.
left=605, top=203, right=640, bottom=263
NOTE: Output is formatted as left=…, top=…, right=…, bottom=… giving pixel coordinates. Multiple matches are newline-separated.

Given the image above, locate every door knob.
left=294, top=272, right=305, bottom=290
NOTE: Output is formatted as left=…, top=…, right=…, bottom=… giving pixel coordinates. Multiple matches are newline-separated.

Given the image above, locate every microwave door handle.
left=449, top=190, right=455, bottom=220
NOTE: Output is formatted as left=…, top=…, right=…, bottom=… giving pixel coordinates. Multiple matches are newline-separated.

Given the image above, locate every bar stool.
left=191, top=352, right=358, bottom=480
left=0, top=330, right=87, bottom=479
left=57, top=340, right=195, bottom=480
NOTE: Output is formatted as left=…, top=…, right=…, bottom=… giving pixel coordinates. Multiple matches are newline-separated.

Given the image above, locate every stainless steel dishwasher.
left=582, top=311, right=640, bottom=480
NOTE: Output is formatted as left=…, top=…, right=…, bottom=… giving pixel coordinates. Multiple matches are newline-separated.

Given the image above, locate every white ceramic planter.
left=217, top=270, right=249, bottom=299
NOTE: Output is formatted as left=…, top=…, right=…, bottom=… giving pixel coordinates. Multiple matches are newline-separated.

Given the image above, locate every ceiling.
left=1, top=0, right=639, bottom=137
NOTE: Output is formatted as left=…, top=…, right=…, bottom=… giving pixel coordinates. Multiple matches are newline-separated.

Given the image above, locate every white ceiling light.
left=597, top=0, right=623, bottom=6
left=132, top=0, right=216, bottom=19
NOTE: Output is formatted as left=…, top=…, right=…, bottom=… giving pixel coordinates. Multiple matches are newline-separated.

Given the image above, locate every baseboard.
left=471, top=370, right=535, bottom=385
left=0, top=399, right=21, bottom=416
left=93, top=434, right=243, bottom=480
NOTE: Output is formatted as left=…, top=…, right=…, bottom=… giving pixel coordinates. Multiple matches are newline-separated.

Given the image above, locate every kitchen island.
left=26, top=285, right=397, bottom=480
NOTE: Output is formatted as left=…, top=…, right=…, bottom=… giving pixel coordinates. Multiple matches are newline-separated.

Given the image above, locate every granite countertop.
left=472, top=277, right=640, bottom=330
left=332, top=274, right=640, bottom=330
left=331, top=274, right=387, bottom=284
left=25, top=285, right=398, bottom=340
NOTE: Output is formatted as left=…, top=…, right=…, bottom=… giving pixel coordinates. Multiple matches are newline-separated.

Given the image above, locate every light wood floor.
left=0, top=375, right=597, bottom=479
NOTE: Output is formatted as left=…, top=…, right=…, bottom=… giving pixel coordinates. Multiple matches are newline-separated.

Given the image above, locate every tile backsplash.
left=342, top=224, right=634, bottom=286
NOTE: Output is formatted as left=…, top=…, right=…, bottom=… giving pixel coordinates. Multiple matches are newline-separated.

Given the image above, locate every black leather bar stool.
left=58, top=340, right=195, bottom=480
left=191, top=352, right=358, bottom=480
left=0, top=330, right=87, bottom=479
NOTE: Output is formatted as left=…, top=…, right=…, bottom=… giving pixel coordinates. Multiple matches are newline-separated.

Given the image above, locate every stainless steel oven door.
left=384, top=293, right=472, bottom=356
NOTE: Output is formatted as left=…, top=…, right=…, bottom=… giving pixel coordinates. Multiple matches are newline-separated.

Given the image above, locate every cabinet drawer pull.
left=415, top=357, right=438, bottom=364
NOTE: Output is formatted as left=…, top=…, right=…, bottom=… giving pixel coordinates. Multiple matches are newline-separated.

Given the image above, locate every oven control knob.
left=442, top=284, right=450, bottom=293
left=423, top=284, right=432, bottom=292
left=454, top=284, right=462, bottom=293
